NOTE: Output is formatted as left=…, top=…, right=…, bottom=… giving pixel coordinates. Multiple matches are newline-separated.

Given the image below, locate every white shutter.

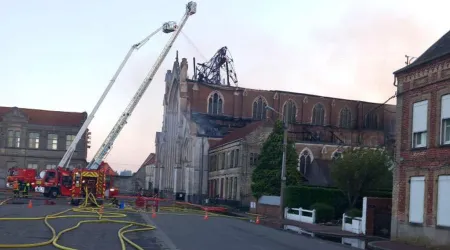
left=442, top=95, right=450, bottom=119
left=413, top=101, right=428, bottom=132
left=409, top=176, right=425, bottom=223
left=437, top=175, right=450, bottom=226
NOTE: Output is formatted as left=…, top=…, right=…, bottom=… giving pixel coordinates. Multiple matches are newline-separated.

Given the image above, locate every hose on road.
left=0, top=192, right=264, bottom=249
left=0, top=191, right=156, bottom=250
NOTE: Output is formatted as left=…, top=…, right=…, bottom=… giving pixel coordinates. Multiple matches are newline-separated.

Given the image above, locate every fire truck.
left=35, top=161, right=118, bottom=202
left=6, top=167, right=37, bottom=189
left=35, top=1, right=197, bottom=201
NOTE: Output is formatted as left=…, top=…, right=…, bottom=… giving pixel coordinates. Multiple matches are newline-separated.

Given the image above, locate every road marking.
left=140, top=213, right=179, bottom=250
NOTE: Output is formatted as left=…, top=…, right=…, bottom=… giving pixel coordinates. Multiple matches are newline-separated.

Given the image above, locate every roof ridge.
left=394, top=30, right=450, bottom=74
left=0, top=106, right=86, bottom=114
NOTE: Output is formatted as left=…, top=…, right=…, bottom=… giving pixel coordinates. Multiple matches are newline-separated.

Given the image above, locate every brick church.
left=154, top=47, right=396, bottom=204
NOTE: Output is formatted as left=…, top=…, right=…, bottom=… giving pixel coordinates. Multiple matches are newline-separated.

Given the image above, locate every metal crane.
left=57, top=21, right=179, bottom=169
left=195, top=46, right=238, bottom=86
left=87, top=1, right=197, bottom=170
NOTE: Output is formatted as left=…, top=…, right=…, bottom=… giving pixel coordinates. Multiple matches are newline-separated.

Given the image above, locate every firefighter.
left=19, top=180, right=25, bottom=198
left=12, top=180, right=19, bottom=198
left=23, top=182, right=30, bottom=198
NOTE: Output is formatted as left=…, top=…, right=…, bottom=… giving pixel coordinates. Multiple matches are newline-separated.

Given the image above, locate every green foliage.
left=310, top=203, right=335, bottom=223
left=331, top=148, right=392, bottom=208
left=251, top=120, right=302, bottom=198
left=284, top=185, right=391, bottom=218
left=346, top=208, right=362, bottom=218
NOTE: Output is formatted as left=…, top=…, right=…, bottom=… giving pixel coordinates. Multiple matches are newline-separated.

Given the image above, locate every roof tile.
left=395, top=30, right=450, bottom=74
left=0, top=106, right=86, bottom=126
left=142, top=153, right=156, bottom=166
left=210, top=121, right=266, bottom=150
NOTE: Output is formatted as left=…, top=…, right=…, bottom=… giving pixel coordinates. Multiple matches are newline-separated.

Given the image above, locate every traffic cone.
left=255, top=216, right=260, bottom=224
left=204, top=210, right=208, bottom=220
left=28, top=200, right=33, bottom=208
left=99, top=205, right=104, bottom=214
left=152, top=207, right=157, bottom=218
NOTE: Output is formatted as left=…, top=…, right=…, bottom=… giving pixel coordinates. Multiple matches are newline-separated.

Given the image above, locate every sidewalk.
left=369, top=241, right=428, bottom=250
left=281, top=218, right=361, bottom=237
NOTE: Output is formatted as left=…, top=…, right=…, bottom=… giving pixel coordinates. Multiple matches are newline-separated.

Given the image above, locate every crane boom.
left=57, top=22, right=176, bottom=169
left=87, top=1, right=197, bottom=170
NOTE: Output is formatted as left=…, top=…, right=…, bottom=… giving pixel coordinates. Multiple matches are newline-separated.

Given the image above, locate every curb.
left=313, top=231, right=367, bottom=239
left=367, top=241, right=393, bottom=250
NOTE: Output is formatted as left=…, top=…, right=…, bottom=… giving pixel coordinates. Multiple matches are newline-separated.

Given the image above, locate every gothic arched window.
left=283, top=100, right=297, bottom=124
left=312, top=103, right=325, bottom=125
left=208, top=92, right=223, bottom=115
left=340, top=107, right=352, bottom=128
left=298, top=149, right=312, bottom=175
left=364, top=113, right=378, bottom=129
left=252, top=96, right=267, bottom=120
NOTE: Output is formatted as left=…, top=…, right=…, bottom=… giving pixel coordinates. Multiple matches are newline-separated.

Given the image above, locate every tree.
left=330, top=148, right=392, bottom=208
left=251, top=120, right=302, bottom=198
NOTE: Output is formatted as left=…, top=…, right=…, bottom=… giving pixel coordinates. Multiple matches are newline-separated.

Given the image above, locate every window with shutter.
left=412, top=100, right=428, bottom=148
left=409, top=176, right=425, bottom=224
left=437, top=175, right=450, bottom=227
left=441, top=95, right=450, bottom=145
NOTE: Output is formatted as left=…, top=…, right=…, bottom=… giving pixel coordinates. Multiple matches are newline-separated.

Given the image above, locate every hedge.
left=284, top=186, right=391, bottom=218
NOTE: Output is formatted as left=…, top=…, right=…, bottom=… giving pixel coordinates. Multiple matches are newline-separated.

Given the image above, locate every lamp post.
left=265, top=105, right=288, bottom=223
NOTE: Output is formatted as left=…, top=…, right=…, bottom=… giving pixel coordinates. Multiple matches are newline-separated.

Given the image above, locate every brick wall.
left=187, top=81, right=395, bottom=133
left=393, top=55, right=450, bottom=245
left=256, top=203, right=281, bottom=219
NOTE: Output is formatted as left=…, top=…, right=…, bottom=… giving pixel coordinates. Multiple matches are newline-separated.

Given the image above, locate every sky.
left=1, top=0, right=449, bottom=172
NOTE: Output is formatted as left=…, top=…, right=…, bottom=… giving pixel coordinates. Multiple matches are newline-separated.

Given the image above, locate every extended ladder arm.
left=87, top=1, right=197, bottom=170
left=57, top=23, right=175, bottom=169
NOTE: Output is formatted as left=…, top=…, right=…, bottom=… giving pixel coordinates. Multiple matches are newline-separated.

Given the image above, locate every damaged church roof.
left=209, top=121, right=266, bottom=150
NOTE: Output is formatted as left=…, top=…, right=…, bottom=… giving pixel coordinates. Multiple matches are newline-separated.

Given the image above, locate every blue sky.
left=1, top=0, right=449, bottom=171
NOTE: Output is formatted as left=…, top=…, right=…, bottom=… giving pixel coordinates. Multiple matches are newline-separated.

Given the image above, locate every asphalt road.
left=0, top=196, right=362, bottom=250
left=0, top=199, right=161, bottom=250
left=143, top=213, right=356, bottom=250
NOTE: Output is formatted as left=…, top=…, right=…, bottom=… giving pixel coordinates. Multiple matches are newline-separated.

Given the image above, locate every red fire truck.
left=6, top=167, right=37, bottom=189
left=35, top=162, right=118, bottom=203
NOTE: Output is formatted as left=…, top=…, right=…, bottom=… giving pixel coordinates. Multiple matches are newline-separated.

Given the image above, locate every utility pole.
left=280, top=121, right=288, bottom=222
left=266, top=105, right=288, bottom=223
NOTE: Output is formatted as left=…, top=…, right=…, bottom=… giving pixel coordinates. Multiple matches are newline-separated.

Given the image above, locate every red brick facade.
left=186, top=80, right=396, bottom=150
left=188, top=81, right=395, bottom=131
left=392, top=31, right=450, bottom=245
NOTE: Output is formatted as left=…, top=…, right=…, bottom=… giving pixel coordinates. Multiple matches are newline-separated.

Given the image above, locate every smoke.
left=295, top=5, right=433, bottom=103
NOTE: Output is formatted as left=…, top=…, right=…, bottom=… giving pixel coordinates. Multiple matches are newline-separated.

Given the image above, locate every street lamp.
left=265, top=105, right=288, bottom=223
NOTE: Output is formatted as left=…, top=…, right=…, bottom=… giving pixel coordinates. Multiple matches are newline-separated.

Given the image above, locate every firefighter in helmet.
left=12, top=180, right=19, bottom=198
left=23, top=182, right=30, bottom=198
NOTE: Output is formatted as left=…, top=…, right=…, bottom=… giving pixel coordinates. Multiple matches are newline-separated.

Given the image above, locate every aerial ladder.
left=87, top=1, right=197, bottom=170
left=56, top=21, right=180, bottom=169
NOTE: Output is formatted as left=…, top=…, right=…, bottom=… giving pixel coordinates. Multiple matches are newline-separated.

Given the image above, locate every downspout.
left=199, top=137, right=205, bottom=204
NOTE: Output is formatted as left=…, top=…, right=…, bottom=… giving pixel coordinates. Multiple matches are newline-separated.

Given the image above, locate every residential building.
left=392, top=30, right=450, bottom=246
left=208, top=121, right=272, bottom=206
left=119, top=170, right=133, bottom=177
left=208, top=104, right=395, bottom=207
left=134, top=153, right=156, bottom=191
left=155, top=49, right=396, bottom=203
left=0, top=106, right=88, bottom=187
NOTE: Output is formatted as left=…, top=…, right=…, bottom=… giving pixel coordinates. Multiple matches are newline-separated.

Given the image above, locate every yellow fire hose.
left=0, top=190, right=156, bottom=250
left=0, top=191, right=263, bottom=249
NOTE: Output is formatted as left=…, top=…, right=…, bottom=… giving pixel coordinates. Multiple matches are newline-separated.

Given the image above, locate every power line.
left=333, top=92, right=397, bottom=151
left=107, top=162, right=142, bottom=167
